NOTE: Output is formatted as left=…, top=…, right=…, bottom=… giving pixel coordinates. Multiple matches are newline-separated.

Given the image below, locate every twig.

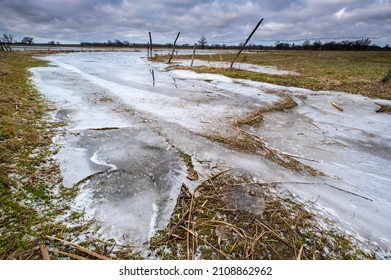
left=331, top=101, right=344, bottom=112
left=51, top=249, right=88, bottom=260
left=310, top=122, right=321, bottom=129
left=281, top=152, right=322, bottom=163
left=235, top=181, right=324, bottom=187
left=168, top=210, right=190, bottom=236
left=39, top=244, right=50, bottom=260
left=195, top=169, right=232, bottom=190
left=46, top=235, right=111, bottom=260
left=187, top=180, right=198, bottom=259
left=187, top=196, right=194, bottom=260
left=324, top=184, right=373, bottom=201
left=296, top=245, right=304, bottom=260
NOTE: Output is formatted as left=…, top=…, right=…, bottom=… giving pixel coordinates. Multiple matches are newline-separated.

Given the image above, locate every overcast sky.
left=1, top=0, right=390, bottom=45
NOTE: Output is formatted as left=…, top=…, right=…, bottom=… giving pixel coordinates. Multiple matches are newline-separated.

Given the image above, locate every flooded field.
left=31, top=51, right=391, bottom=254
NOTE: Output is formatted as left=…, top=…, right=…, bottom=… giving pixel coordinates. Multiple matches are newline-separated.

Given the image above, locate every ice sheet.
left=31, top=51, right=391, bottom=253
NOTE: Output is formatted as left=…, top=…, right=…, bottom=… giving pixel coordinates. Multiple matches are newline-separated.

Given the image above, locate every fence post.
left=230, top=18, right=263, bottom=68
left=149, top=32, right=153, bottom=58
left=381, top=66, right=391, bottom=84
left=168, top=32, right=181, bottom=64
left=0, top=43, right=11, bottom=52
left=191, top=43, right=197, bottom=66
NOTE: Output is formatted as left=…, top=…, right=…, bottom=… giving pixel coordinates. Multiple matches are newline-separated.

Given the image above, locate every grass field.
left=163, top=50, right=391, bottom=100
left=0, top=52, right=90, bottom=259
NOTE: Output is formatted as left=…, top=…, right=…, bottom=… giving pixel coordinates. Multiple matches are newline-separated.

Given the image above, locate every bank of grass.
left=151, top=171, right=374, bottom=260
left=0, top=52, right=92, bottom=259
left=0, top=52, right=146, bottom=260
left=160, top=50, right=391, bottom=100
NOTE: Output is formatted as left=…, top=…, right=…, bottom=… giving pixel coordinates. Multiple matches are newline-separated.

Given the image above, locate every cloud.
left=0, top=0, right=389, bottom=45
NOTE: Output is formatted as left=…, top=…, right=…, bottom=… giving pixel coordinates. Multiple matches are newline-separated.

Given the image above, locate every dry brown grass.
left=375, top=103, right=391, bottom=113
left=233, top=94, right=297, bottom=127
left=150, top=171, right=373, bottom=260
left=202, top=94, right=322, bottom=176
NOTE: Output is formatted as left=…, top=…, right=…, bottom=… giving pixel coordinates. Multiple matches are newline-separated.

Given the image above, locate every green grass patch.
left=0, top=52, right=90, bottom=259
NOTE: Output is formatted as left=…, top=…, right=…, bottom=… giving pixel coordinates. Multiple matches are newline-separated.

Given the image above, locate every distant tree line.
left=2, top=32, right=390, bottom=51
left=274, top=38, right=390, bottom=51
left=81, top=37, right=390, bottom=51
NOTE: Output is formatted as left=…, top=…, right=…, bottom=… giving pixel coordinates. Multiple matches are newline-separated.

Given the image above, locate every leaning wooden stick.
left=381, top=66, right=391, bottom=83
left=168, top=32, right=181, bottom=64
left=230, top=18, right=264, bottom=68
left=191, top=43, right=197, bottom=66
left=46, top=235, right=111, bottom=260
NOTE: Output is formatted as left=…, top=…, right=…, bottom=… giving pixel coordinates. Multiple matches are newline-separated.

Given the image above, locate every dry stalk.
left=51, top=249, right=87, bottom=260
left=375, top=103, right=391, bottom=113
left=39, top=244, right=50, bottom=260
left=46, top=235, right=111, bottom=260
left=331, top=101, right=344, bottom=112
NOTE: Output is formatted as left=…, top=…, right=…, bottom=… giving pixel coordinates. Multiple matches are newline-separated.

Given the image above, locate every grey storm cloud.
left=0, top=0, right=390, bottom=45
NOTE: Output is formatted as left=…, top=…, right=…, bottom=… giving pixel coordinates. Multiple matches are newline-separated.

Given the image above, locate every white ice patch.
left=90, top=151, right=117, bottom=171
left=57, top=146, right=95, bottom=188
left=149, top=203, right=159, bottom=239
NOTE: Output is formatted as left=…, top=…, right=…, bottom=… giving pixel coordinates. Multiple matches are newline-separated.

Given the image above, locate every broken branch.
left=331, top=101, right=344, bottom=112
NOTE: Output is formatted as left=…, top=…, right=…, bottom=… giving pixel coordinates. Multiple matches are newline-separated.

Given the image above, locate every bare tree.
left=2, top=34, right=14, bottom=43
left=198, top=36, right=207, bottom=48
left=22, top=37, right=34, bottom=44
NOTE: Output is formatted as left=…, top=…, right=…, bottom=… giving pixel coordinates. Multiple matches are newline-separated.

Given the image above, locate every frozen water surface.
left=31, top=52, right=391, bottom=253
left=174, top=59, right=298, bottom=75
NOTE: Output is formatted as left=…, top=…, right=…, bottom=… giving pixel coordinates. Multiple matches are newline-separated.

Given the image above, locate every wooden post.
left=0, top=43, right=11, bottom=52
left=168, top=32, right=181, bottom=64
left=150, top=69, right=155, bottom=86
left=149, top=32, right=153, bottom=58
left=381, top=66, right=391, bottom=84
left=230, top=18, right=263, bottom=68
left=147, top=42, right=150, bottom=58
left=191, top=43, right=197, bottom=66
